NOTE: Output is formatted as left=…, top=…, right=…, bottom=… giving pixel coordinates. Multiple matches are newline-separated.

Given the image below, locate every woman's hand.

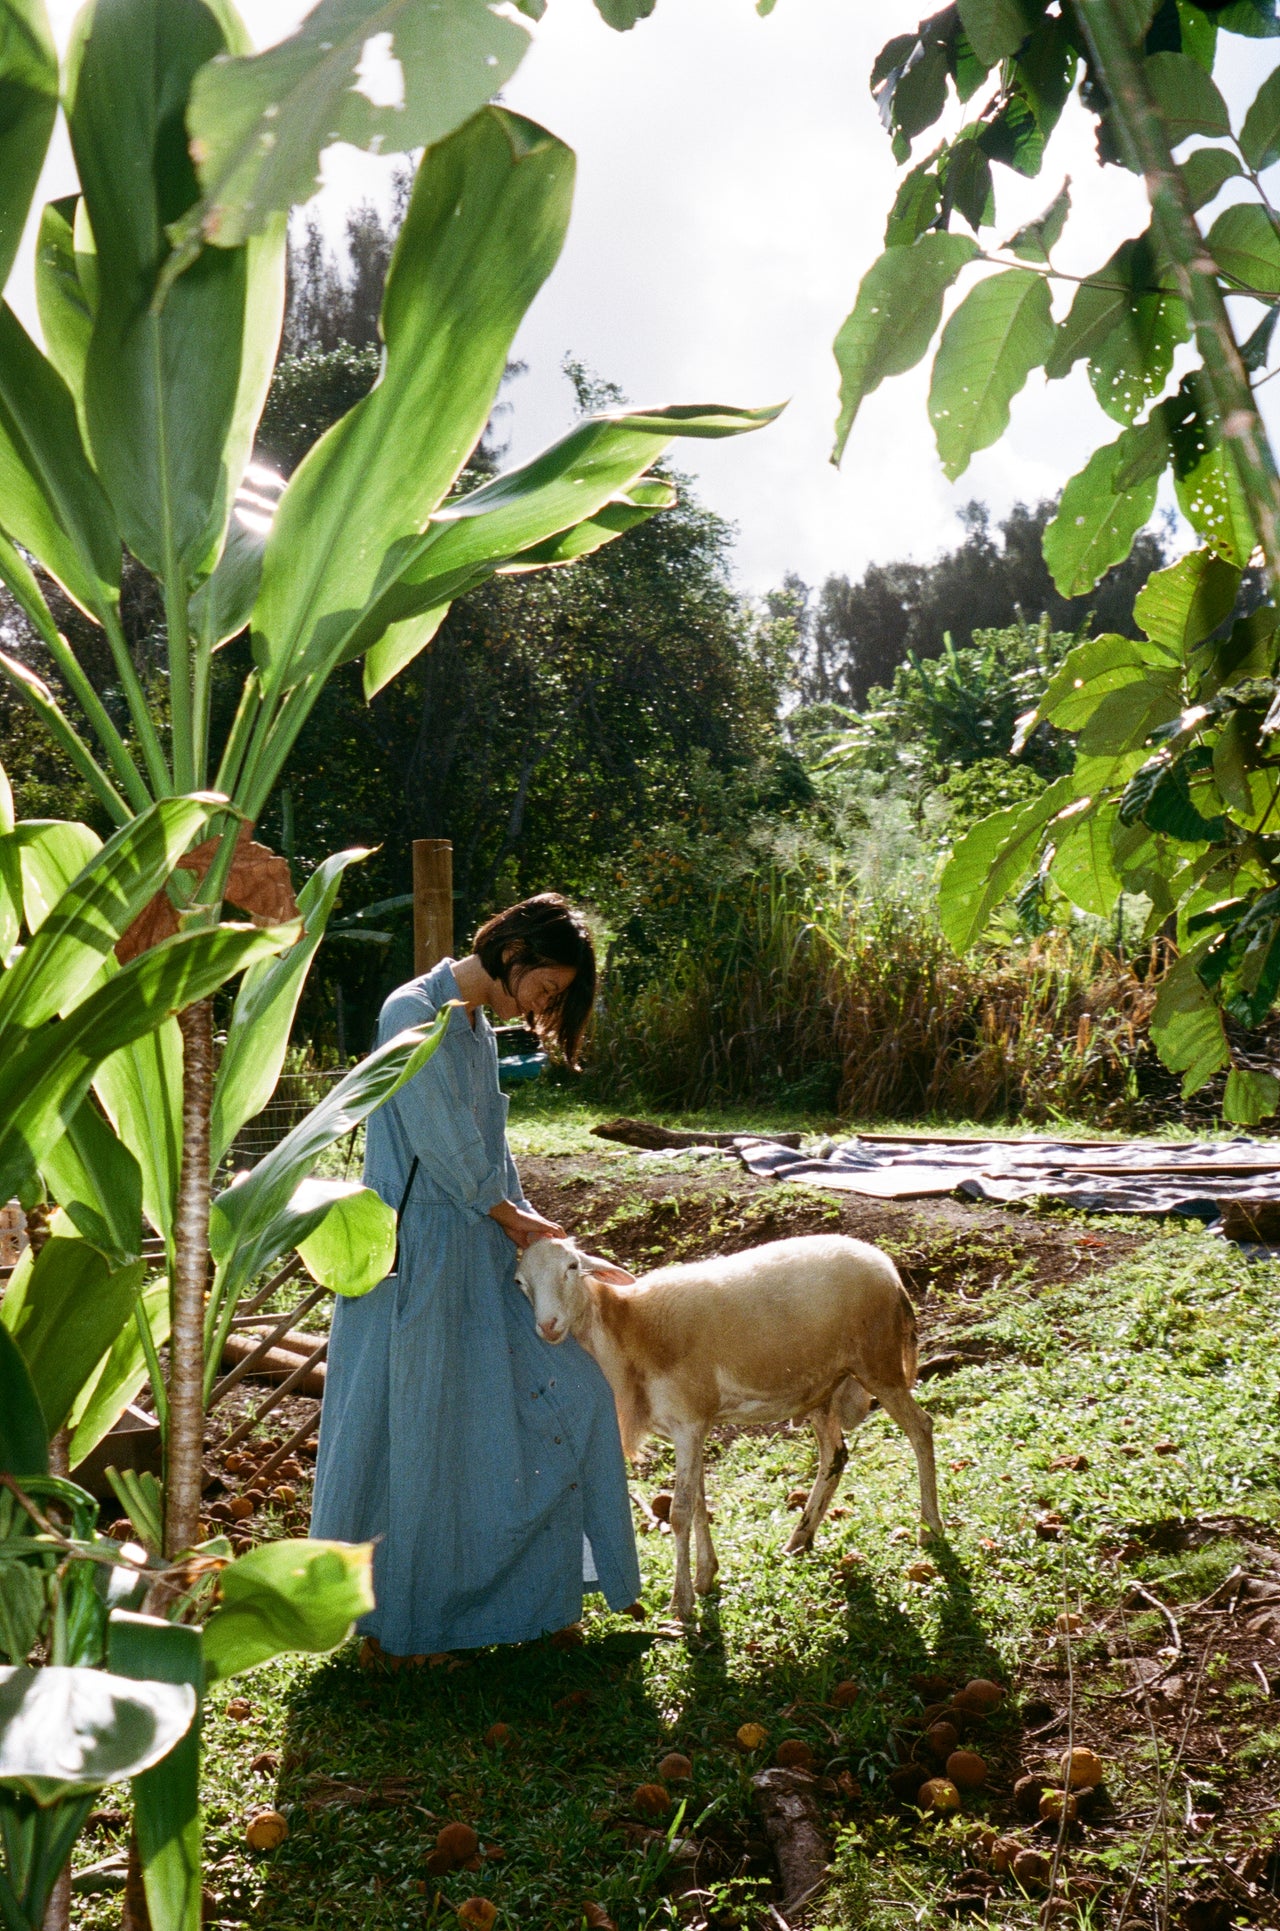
left=489, top=1199, right=565, bottom=1250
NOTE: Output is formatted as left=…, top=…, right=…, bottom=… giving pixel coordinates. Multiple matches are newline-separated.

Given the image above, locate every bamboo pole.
left=413, top=839, right=453, bottom=975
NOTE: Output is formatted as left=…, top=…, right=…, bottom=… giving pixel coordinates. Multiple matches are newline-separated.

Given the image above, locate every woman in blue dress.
left=311, top=894, right=641, bottom=1655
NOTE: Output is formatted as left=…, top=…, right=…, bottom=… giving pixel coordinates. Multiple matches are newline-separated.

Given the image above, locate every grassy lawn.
left=74, top=1156, right=1280, bottom=1929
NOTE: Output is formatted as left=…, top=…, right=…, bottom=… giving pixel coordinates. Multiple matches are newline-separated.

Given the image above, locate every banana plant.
left=0, top=0, right=778, bottom=1560
left=0, top=1327, right=372, bottom=1931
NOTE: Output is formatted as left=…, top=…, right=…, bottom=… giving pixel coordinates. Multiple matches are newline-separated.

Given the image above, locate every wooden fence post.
left=413, top=839, right=453, bottom=975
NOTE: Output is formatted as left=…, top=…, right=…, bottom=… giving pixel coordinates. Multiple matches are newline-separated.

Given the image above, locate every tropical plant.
left=822, top=0, right=1280, bottom=1122
left=0, top=0, right=775, bottom=1573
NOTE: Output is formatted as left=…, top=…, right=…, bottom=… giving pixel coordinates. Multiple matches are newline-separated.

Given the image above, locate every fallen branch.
left=591, top=1117, right=802, bottom=1151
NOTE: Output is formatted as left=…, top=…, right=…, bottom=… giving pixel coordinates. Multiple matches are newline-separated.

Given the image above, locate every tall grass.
left=592, top=868, right=1160, bottom=1123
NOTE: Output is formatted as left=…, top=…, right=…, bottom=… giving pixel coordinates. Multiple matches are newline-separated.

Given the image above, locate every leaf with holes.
left=1042, top=414, right=1168, bottom=596
left=832, top=234, right=978, bottom=461
left=1150, top=949, right=1230, bottom=1096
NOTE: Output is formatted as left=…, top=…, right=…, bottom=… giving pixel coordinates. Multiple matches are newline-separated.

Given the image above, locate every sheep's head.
left=516, top=1238, right=634, bottom=1344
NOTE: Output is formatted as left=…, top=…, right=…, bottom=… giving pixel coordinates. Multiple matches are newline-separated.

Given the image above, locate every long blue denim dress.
left=310, top=961, right=641, bottom=1653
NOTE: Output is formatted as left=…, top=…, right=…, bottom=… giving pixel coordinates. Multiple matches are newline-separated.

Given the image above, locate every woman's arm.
left=392, top=1016, right=511, bottom=1218
left=488, top=1199, right=565, bottom=1248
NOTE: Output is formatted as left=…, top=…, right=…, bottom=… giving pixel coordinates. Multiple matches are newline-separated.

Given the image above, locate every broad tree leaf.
left=0, top=1323, right=48, bottom=1478
left=94, top=1024, right=182, bottom=1248
left=0, top=796, right=220, bottom=1039
left=0, top=1665, right=195, bottom=1804
left=595, top=0, right=656, bottom=23
left=108, top=1613, right=202, bottom=1931
left=1143, top=50, right=1230, bottom=141
left=1050, top=801, right=1123, bottom=915
left=0, top=302, right=122, bottom=619
left=35, top=195, right=93, bottom=408
left=66, top=0, right=275, bottom=580
left=0, top=921, right=287, bottom=1208
left=1223, top=1066, right=1280, bottom=1124
left=171, top=0, right=531, bottom=263
left=40, top=1095, right=143, bottom=1264
left=956, top=0, right=1041, bottom=65
left=928, top=268, right=1054, bottom=479
left=1208, top=202, right=1280, bottom=295
left=200, top=1540, right=374, bottom=1683
left=1, top=1232, right=146, bottom=1436
left=354, top=406, right=783, bottom=698
left=12, top=818, right=100, bottom=931
left=294, top=1181, right=397, bottom=1297
left=1150, top=948, right=1230, bottom=1095
left=938, top=774, right=1077, bottom=951
left=251, top=108, right=574, bottom=709
left=211, top=846, right=368, bottom=1165
left=1240, top=61, right=1280, bottom=168
left=1178, top=146, right=1242, bottom=211
left=68, top=1281, right=169, bottom=1468
left=0, top=0, right=58, bottom=295
left=207, top=1016, right=449, bottom=1318
left=1045, top=233, right=1187, bottom=424
left=832, top=233, right=978, bottom=461
left=1134, top=548, right=1241, bottom=651
left=1041, top=415, right=1167, bottom=595
left=1165, top=388, right=1260, bottom=566
left=1036, top=632, right=1177, bottom=731
left=1004, top=179, right=1070, bottom=262
left=1076, top=671, right=1182, bottom=756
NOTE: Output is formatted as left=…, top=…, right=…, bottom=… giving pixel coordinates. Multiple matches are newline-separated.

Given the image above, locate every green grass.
left=73, top=1225, right=1280, bottom=1929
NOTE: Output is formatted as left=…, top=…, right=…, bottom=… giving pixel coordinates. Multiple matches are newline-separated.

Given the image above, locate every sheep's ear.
left=581, top=1254, right=637, bottom=1287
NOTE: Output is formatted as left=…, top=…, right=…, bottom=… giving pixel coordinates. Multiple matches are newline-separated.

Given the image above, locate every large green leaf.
left=1045, top=233, right=1187, bottom=425
left=251, top=109, right=573, bottom=708
left=1041, top=415, right=1167, bottom=596
left=68, top=1281, right=169, bottom=1468
left=0, top=302, right=121, bottom=619
left=0, top=1325, right=48, bottom=1479
left=108, top=1613, right=202, bottom=1931
left=170, top=0, right=530, bottom=264
left=1, top=1233, right=145, bottom=1436
left=0, top=921, right=287, bottom=1207
left=12, top=818, right=100, bottom=930
left=1241, top=62, right=1280, bottom=168
left=206, top=1015, right=448, bottom=1321
left=200, top=1541, right=374, bottom=1683
left=1170, top=407, right=1260, bottom=565
left=927, top=269, right=1054, bottom=480
left=1143, top=50, right=1230, bottom=141
left=34, top=195, right=93, bottom=410
left=0, top=795, right=220, bottom=1040
left=354, top=406, right=782, bottom=699
left=1208, top=202, right=1280, bottom=296
left=0, top=1665, right=195, bottom=1804
left=938, top=774, right=1077, bottom=951
left=831, top=234, right=978, bottom=463
left=293, top=1181, right=397, bottom=1297
left=0, top=1, right=58, bottom=295
left=1035, top=632, right=1177, bottom=731
left=1075, top=670, right=1182, bottom=757
left=40, top=1095, right=143, bottom=1264
left=1134, top=548, right=1241, bottom=652
left=1150, top=948, right=1230, bottom=1095
left=66, top=0, right=269, bottom=580
left=1223, top=1066, right=1280, bottom=1124
left=94, top=1023, right=183, bottom=1246
left=1050, top=801, right=1123, bottom=915
left=956, top=0, right=1041, bottom=65
left=1178, top=146, right=1242, bottom=212
left=1005, top=180, right=1071, bottom=263
left=210, top=846, right=368, bottom=1165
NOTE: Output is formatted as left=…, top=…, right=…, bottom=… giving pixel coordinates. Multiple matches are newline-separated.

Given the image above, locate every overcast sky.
left=30, top=0, right=1280, bottom=596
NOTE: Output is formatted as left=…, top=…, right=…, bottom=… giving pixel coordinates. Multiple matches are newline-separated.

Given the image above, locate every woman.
left=311, top=894, right=641, bottom=1655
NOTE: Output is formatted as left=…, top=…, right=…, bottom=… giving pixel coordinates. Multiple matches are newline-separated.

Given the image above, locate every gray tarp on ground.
left=733, top=1135, right=1280, bottom=1219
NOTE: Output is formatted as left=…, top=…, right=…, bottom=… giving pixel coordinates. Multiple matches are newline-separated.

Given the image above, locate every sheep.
left=516, top=1232, right=943, bottom=1619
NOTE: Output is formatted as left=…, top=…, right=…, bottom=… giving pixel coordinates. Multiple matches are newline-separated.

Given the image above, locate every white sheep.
left=516, top=1232, right=943, bottom=1619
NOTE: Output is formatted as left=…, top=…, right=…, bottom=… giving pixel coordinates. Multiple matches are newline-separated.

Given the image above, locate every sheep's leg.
left=786, top=1403, right=850, bottom=1555
left=693, top=1456, right=719, bottom=1597
left=874, top=1384, right=944, bottom=1536
left=668, top=1424, right=705, bottom=1620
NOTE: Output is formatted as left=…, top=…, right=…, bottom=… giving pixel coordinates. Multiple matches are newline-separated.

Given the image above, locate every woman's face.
left=494, top=960, right=575, bottom=1026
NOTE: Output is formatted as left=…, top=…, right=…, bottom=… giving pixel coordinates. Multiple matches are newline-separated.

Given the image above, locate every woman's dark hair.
left=473, top=893, right=596, bottom=1067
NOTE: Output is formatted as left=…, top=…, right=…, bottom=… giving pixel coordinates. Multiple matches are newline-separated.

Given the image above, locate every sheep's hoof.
left=669, top=1589, right=697, bottom=1623
left=694, top=1566, right=719, bottom=1596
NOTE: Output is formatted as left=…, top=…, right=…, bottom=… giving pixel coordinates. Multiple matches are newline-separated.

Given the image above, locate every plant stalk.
left=1076, top=0, right=1280, bottom=588
left=164, top=998, right=214, bottom=1558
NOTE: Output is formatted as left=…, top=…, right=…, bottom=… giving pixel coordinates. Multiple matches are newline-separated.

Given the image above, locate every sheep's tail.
left=899, top=1286, right=920, bottom=1389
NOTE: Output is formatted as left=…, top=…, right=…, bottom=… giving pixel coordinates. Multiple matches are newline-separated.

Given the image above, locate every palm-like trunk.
left=164, top=998, right=215, bottom=1558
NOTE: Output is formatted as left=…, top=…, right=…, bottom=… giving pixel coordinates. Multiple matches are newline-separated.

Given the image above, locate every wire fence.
left=221, top=1066, right=351, bottom=1176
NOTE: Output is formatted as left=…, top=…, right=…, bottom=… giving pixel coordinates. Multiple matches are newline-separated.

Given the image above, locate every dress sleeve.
left=503, top=1142, right=530, bottom=1211
left=393, top=1020, right=511, bottom=1218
